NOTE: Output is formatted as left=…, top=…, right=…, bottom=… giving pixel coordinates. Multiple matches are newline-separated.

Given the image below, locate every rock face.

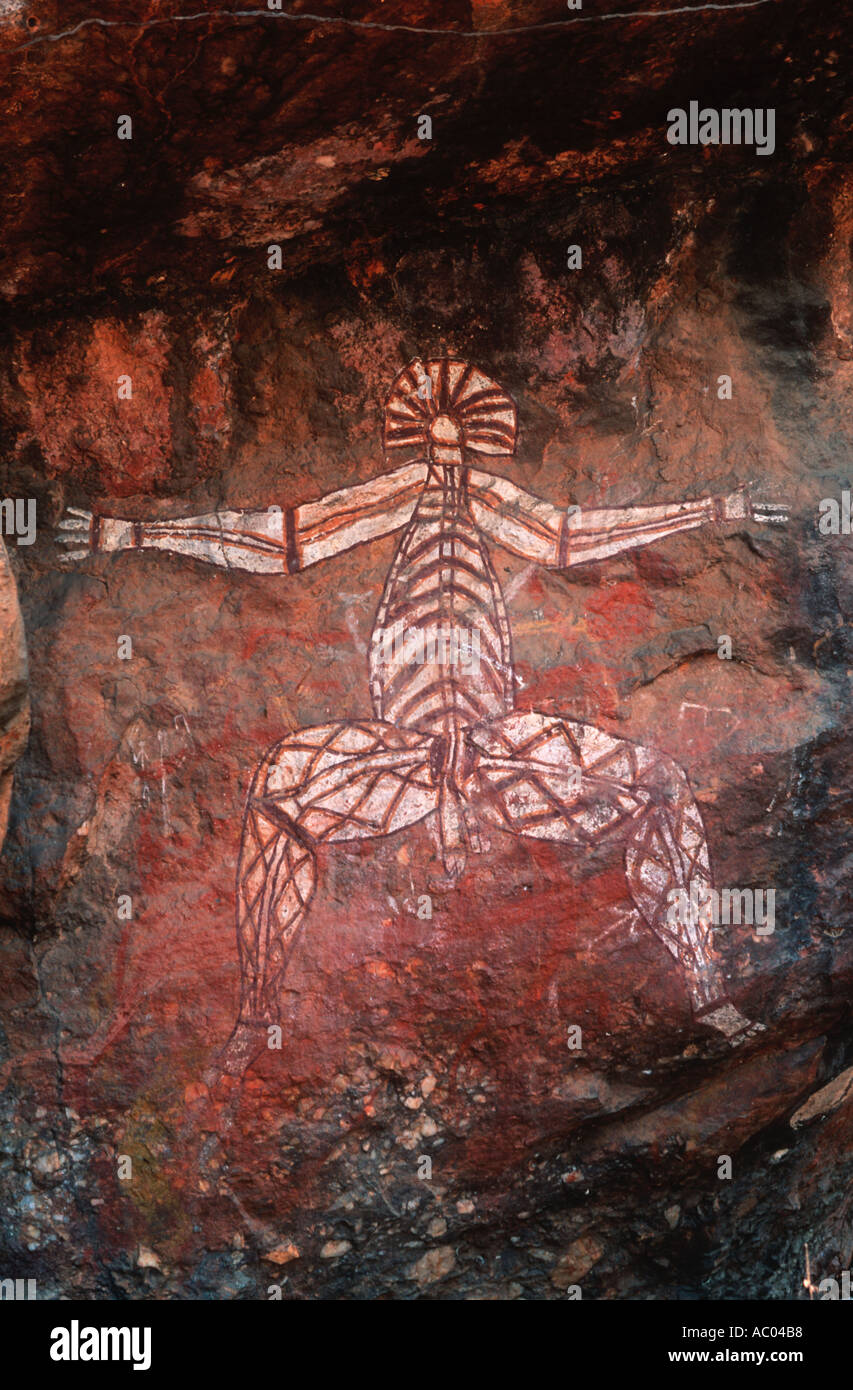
left=0, top=2, right=851, bottom=1301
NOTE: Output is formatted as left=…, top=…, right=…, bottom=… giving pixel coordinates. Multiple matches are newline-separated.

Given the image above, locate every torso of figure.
left=369, top=457, right=514, bottom=735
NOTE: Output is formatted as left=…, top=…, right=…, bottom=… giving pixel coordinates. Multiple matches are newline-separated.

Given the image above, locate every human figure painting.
left=58, top=356, right=788, bottom=1084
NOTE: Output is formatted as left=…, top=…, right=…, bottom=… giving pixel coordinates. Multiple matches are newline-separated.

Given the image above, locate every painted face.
left=383, top=357, right=518, bottom=469
left=428, top=412, right=464, bottom=467
left=429, top=413, right=461, bottom=446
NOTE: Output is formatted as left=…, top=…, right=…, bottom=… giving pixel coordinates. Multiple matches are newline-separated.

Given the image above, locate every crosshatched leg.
left=463, top=711, right=727, bottom=1015
left=235, top=719, right=440, bottom=1028
left=235, top=746, right=317, bottom=1027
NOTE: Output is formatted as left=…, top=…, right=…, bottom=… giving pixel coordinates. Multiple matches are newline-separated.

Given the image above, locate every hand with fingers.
left=716, top=483, right=789, bottom=527
left=55, top=506, right=93, bottom=562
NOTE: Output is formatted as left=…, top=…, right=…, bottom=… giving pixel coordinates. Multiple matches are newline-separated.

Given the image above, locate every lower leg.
left=625, top=800, right=723, bottom=1013
left=212, top=757, right=317, bottom=1085
left=623, top=756, right=762, bottom=1039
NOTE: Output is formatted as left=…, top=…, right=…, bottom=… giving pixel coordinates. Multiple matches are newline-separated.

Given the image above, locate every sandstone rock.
left=550, top=1237, right=604, bottom=1290
left=263, top=1245, right=300, bottom=1266
left=320, top=1240, right=352, bottom=1260
left=408, top=1246, right=456, bottom=1288
left=790, top=1067, right=853, bottom=1129
left=0, top=0, right=850, bottom=1307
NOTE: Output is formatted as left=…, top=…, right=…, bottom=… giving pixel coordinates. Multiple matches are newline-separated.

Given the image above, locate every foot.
left=204, top=1020, right=270, bottom=1090
left=180, top=1021, right=270, bottom=1153
left=698, top=1002, right=766, bottom=1048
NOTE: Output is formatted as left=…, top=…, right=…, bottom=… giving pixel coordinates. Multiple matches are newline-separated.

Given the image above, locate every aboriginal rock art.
left=57, top=358, right=788, bottom=1080
left=0, top=537, right=29, bottom=852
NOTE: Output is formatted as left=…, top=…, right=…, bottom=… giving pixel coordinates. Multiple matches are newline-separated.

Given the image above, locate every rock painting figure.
left=58, top=358, right=788, bottom=1078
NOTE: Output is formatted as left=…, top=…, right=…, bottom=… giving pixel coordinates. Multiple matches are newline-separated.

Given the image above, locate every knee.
left=250, top=737, right=305, bottom=800
left=636, top=746, right=692, bottom=801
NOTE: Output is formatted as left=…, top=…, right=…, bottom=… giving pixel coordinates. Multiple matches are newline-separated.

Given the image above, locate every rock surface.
left=0, top=1, right=851, bottom=1300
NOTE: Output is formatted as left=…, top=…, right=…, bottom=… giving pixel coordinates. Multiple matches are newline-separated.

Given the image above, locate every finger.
left=58, top=549, right=90, bottom=562
left=56, top=533, right=88, bottom=545
left=57, top=517, right=88, bottom=531
left=64, top=507, right=92, bottom=519
left=754, top=503, right=789, bottom=517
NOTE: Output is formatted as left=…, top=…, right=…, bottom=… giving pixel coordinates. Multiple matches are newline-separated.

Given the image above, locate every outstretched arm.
left=468, top=469, right=788, bottom=568
left=57, top=461, right=427, bottom=573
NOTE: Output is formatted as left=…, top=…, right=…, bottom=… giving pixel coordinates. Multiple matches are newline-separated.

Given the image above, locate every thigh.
left=253, top=719, right=441, bottom=843
left=465, top=711, right=649, bottom=844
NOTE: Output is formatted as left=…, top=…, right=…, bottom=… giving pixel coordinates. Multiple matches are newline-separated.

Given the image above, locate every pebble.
left=263, top=1244, right=300, bottom=1265
left=320, top=1240, right=352, bottom=1259
left=408, top=1245, right=456, bottom=1287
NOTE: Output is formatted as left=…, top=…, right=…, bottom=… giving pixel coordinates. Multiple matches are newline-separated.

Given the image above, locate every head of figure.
left=427, top=412, right=464, bottom=468
left=383, top=356, right=518, bottom=473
